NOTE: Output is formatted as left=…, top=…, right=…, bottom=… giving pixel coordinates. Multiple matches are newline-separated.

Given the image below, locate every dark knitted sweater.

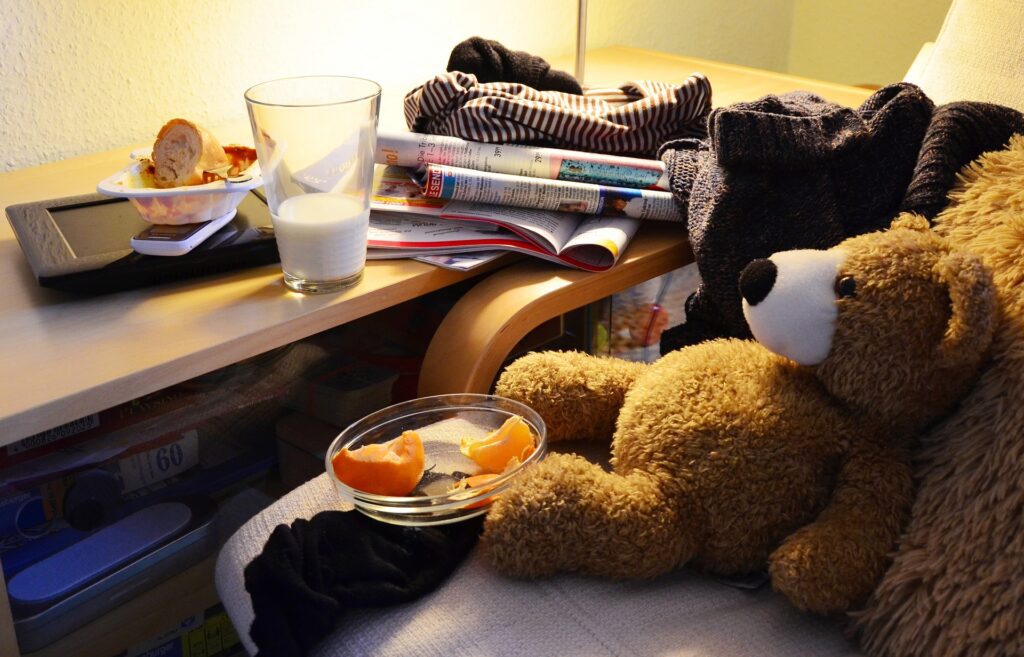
left=899, top=101, right=1024, bottom=219
left=659, top=85, right=1024, bottom=352
left=660, top=83, right=932, bottom=348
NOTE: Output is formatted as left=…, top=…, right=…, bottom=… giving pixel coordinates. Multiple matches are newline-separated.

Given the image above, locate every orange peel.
left=332, top=430, right=425, bottom=496
left=460, top=415, right=536, bottom=474
left=449, top=473, right=503, bottom=509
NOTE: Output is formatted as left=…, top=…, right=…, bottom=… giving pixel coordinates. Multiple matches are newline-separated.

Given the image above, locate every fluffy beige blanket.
left=855, top=135, right=1024, bottom=657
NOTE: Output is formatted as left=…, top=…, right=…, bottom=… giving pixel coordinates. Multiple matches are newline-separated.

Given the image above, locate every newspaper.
left=376, top=130, right=670, bottom=190
left=415, top=163, right=683, bottom=222
left=367, top=167, right=640, bottom=272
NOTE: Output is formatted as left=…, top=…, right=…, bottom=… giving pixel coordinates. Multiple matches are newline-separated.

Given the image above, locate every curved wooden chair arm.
left=418, top=224, right=694, bottom=396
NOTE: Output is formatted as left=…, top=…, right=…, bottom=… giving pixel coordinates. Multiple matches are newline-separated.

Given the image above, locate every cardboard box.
left=118, top=603, right=243, bottom=657
left=283, top=355, right=398, bottom=428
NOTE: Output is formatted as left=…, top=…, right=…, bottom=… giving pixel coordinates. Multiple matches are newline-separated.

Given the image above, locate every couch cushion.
left=312, top=550, right=860, bottom=657
left=217, top=474, right=860, bottom=657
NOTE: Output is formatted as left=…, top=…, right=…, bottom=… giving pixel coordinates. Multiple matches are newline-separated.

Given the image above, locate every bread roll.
left=151, top=119, right=230, bottom=188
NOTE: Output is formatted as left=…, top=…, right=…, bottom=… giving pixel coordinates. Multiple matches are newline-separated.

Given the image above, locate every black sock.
left=244, top=510, right=483, bottom=657
left=448, top=36, right=583, bottom=95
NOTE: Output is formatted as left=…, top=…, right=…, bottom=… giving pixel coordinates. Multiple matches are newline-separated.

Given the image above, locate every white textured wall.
left=588, top=0, right=796, bottom=72
left=0, top=0, right=579, bottom=172
left=787, top=0, right=951, bottom=86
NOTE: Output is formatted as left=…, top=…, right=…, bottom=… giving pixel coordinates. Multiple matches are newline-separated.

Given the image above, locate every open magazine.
left=367, top=167, right=640, bottom=272
left=411, top=252, right=507, bottom=271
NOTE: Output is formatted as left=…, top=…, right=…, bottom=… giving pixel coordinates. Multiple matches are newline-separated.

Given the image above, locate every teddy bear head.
left=740, top=215, right=996, bottom=434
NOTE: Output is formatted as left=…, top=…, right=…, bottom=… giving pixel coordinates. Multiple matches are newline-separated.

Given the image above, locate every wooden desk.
left=582, top=47, right=871, bottom=108
left=0, top=150, right=514, bottom=443
left=0, top=47, right=869, bottom=657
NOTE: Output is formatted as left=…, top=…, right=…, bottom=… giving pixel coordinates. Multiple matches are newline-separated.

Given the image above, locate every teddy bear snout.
left=739, top=259, right=778, bottom=306
left=742, top=248, right=848, bottom=366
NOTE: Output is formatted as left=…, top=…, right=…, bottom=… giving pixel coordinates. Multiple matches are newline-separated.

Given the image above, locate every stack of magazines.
left=366, top=131, right=684, bottom=272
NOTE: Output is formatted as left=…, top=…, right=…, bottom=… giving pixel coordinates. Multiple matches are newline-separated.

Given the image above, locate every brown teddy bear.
left=484, top=217, right=996, bottom=614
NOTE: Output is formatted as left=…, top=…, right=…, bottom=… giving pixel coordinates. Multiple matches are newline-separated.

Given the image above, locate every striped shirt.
left=404, top=71, right=712, bottom=158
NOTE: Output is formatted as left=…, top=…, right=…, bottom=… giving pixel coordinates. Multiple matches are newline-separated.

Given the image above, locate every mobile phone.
left=130, top=210, right=236, bottom=256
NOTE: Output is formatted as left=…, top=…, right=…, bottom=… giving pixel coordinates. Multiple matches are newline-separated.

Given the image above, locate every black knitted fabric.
left=899, top=101, right=1024, bottom=219
left=660, top=83, right=934, bottom=351
left=244, top=510, right=482, bottom=657
left=660, top=86, right=1024, bottom=354
left=447, top=36, right=583, bottom=95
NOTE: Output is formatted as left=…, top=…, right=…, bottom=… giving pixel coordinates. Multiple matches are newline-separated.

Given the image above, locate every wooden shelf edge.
left=418, top=226, right=693, bottom=396
left=0, top=257, right=510, bottom=444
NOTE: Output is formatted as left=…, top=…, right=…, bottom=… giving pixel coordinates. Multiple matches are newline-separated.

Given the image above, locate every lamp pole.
left=575, top=0, right=588, bottom=85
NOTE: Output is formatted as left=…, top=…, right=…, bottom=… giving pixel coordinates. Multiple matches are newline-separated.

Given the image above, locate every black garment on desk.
left=244, top=510, right=483, bottom=657
left=448, top=36, right=583, bottom=94
left=658, top=83, right=934, bottom=352
left=657, top=85, right=1024, bottom=355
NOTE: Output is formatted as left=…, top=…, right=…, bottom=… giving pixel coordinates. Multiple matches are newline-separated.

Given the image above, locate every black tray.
left=6, top=190, right=279, bottom=294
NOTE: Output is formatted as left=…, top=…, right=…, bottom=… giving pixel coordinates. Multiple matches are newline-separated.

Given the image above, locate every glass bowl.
left=325, top=394, right=547, bottom=526
left=97, top=158, right=263, bottom=225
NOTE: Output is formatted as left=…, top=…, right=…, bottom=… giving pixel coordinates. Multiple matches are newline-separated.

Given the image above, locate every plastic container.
left=96, top=158, right=263, bottom=225
left=325, top=394, right=547, bottom=526
left=10, top=497, right=216, bottom=653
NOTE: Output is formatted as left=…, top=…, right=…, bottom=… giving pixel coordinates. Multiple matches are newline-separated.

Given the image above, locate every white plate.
left=96, top=159, right=263, bottom=225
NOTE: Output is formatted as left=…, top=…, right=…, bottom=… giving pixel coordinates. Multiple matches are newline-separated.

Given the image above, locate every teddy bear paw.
left=769, top=530, right=882, bottom=614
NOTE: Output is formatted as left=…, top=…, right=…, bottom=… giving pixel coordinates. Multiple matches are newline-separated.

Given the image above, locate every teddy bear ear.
left=934, top=250, right=996, bottom=367
left=889, top=213, right=931, bottom=232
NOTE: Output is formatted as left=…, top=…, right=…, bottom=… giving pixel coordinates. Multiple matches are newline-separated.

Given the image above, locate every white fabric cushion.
left=311, top=551, right=860, bottom=657
left=905, top=42, right=935, bottom=83
left=903, top=0, right=1024, bottom=110
left=216, top=474, right=860, bottom=657
left=215, top=473, right=353, bottom=656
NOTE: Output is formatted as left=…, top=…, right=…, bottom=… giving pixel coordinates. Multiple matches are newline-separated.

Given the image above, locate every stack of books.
left=366, top=131, right=684, bottom=272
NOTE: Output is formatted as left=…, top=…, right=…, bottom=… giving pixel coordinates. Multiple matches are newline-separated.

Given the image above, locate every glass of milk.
left=245, top=76, right=381, bottom=293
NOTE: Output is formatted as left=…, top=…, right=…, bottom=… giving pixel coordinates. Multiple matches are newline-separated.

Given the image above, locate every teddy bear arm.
left=495, top=351, right=648, bottom=443
left=768, top=441, right=913, bottom=614
left=483, top=453, right=695, bottom=578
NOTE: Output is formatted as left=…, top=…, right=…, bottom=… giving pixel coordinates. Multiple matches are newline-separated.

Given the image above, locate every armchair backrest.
left=903, top=0, right=1024, bottom=111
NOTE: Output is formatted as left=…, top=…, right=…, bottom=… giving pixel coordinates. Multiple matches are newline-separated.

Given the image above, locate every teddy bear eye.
left=834, top=276, right=857, bottom=299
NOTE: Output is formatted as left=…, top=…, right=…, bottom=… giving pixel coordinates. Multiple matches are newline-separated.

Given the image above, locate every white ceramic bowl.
left=97, top=159, right=263, bottom=225
left=326, top=394, right=547, bottom=526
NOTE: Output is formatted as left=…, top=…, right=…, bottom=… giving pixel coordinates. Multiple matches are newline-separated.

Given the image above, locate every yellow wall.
left=786, top=0, right=952, bottom=86
left=586, top=0, right=951, bottom=88
left=587, top=0, right=796, bottom=73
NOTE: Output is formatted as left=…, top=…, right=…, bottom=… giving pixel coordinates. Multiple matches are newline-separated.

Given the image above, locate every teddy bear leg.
left=495, top=351, right=648, bottom=443
left=768, top=443, right=913, bottom=614
left=483, top=453, right=696, bottom=578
